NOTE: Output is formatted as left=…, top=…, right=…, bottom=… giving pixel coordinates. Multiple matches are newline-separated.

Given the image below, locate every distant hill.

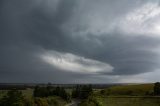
left=104, top=83, right=154, bottom=96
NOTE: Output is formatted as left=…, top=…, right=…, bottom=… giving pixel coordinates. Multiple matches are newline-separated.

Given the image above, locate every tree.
left=154, top=82, right=160, bottom=95
left=34, top=86, right=49, bottom=97
left=33, top=85, right=71, bottom=102
left=72, top=85, right=81, bottom=98
left=72, top=85, right=93, bottom=99
left=0, top=90, right=24, bottom=106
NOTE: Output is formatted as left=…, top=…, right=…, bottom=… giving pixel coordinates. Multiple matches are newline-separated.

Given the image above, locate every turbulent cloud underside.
left=0, top=0, right=160, bottom=83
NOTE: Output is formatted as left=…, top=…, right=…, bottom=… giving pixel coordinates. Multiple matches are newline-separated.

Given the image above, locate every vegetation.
left=34, top=96, right=67, bottom=106
left=0, top=89, right=25, bottom=106
left=79, top=96, right=103, bottom=106
left=95, top=96, right=160, bottom=106
left=80, top=83, right=160, bottom=106
left=72, top=85, right=93, bottom=99
left=34, top=85, right=71, bottom=102
left=154, top=82, right=160, bottom=95
left=0, top=85, right=70, bottom=106
left=0, top=83, right=160, bottom=106
left=103, top=83, right=154, bottom=96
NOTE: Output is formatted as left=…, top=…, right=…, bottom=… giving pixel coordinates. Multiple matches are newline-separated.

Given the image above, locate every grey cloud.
left=0, top=0, right=160, bottom=83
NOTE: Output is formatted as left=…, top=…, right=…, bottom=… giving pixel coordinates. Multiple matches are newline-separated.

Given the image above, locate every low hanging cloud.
left=41, top=51, right=113, bottom=74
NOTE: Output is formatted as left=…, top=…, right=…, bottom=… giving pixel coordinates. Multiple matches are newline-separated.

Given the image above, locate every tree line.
left=72, top=85, right=93, bottom=99
left=154, top=82, right=160, bottom=95
left=33, top=85, right=71, bottom=102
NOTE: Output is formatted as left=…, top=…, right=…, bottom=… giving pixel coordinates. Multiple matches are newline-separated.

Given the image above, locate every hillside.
left=104, top=83, right=154, bottom=96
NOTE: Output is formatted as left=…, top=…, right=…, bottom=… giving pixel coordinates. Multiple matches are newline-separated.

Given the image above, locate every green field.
left=104, top=83, right=154, bottom=96
left=96, top=96, right=160, bottom=106
left=80, top=83, right=160, bottom=106
left=100, top=84, right=160, bottom=106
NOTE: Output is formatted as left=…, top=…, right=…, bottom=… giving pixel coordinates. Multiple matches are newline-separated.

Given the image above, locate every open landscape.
left=1, top=0, right=160, bottom=106
left=0, top=83, right=160, bottom=106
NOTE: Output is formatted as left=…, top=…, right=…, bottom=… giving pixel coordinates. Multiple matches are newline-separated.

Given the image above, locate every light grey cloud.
left=40, top=50, right=113, bottom=74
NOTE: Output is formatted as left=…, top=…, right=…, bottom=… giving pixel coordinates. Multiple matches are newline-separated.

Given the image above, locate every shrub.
left=34, top=98, right=48, bottom=106
left=0, top=90, right=25, bottom=106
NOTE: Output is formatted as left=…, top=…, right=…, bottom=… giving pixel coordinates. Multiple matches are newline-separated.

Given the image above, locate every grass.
left=104, top=83, right=154, bottom=96
left=80, top=83, right=160, bottom=106
left=96, top=96, right=160, bottom=106
left=47, top=96, right=68, bottom=105
left=21, top=88, right=34, bottom=98
left=34, top=96, right=68, bottom=106
left=0, top=90, right=8, bottom=99
left=80, top=95, right=160, bottom=106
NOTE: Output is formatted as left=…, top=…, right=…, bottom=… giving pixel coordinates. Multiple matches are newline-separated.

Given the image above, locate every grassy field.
left=97, top=96, right=160, bottom=106
left=80, top=83, right=160, bottom=106
left=99, top=84, right=160, bottom=106
left=104, top=83, right=154, bottom=96
left=79, top=96, right=160, bottom=106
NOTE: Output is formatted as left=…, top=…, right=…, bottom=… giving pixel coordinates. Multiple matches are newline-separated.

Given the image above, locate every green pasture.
left=104, top=83, right=154, bottom=96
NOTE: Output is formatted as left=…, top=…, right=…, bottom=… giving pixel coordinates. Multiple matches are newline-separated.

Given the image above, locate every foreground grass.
left=34, top=96, right=68, bottom=106
left=98, top=96, right=160, bottom=106
left=80, top=95, right=160, bottom=106
left=80, top=83, right=160, bottom=106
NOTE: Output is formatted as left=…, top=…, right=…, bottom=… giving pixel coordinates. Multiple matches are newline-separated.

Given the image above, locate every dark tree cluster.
left=154, top=82, right=160, bottom=95
left=33, top=85, right=71, bottom=102
left=72, top=85, right=93, bottom=99
left=0, top=89, right=25, bottom=106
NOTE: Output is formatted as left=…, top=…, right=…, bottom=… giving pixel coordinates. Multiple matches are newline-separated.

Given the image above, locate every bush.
left=154, top=82, right=160, bottom=95
left=34, top=98, right=48, bottom=106
left=33, top=86, right=71, bottom=102
left=0, top=90, right=25, bottom=106
left=100, top=90, right=105, bottom=95
left=72, top=85, right=93, bottom=99
left=79, top=96, right=102, bottom=106
left=24, top=97, right=35, bottom=106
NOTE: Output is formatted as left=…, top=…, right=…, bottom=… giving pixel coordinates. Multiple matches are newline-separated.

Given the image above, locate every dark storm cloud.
left=0, top=0, right=160, bottom=83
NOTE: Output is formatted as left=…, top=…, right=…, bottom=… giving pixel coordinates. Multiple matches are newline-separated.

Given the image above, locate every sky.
left=0, top=0, right=160, bottom=83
